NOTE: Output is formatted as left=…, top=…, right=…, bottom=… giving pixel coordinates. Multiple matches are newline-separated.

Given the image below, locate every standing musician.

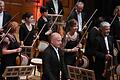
left=0, top=21, right=22, bottom=80
left=42, top=32, right=70, bottom=80
left=19, top=12, right=36, bottom=65
left=0, top=0, right=12, bottom=32
left=37, top=6, right=50, bottom=42
left=65, top=1, right=87, bottom=33
left=19, top=12, right=36, bottom=46
left=110, top=5, right=120, bottom=64
left=62, top=19, right=82, bottom=66
left=45, top=0, right=64, bottom=15
left=93, top=21, right=114, bottom=80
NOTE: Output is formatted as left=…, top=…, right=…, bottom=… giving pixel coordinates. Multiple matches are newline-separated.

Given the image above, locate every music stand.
left=2, top=65, right=35, bottom=80
left=21, top=46, right=34, bottom=59
left=117, top=40, right=120, bottom=51
left=67, top=65, right=96, bottom=80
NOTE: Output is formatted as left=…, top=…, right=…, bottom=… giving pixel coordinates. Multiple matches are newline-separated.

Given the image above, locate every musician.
left=93, top=21, right=114, bottom=80
left=37, top=6, right=50, bottom=41
left=110, top=5, right=120, bottom=63
left=84, top=26, right=100, bottom=70
left=45, top=0, right=64, bottom=15
left=84, top=16, right=105, bottom=70
left=19, top=12, right=36, bottom=46
left=0, top=21, right=22, bottom=80
left=65, top=1, right=87, bottom=33
left=42, top=32, right=70, bottom=80
left=63, top=19, right=82, bottom=66
left=0, top=0, right=12, bottom=32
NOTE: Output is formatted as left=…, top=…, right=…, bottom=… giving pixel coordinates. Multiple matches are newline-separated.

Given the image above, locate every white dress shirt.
left=52, top=0, right=58, bottom=14
left=0, top=11, right=3, bottom=29
left=118, top=17, right=120, bottom=22
left=104, top=36, right=110, bottom=53
left=77, top=12, right=82, bottom=31
left=52, top=45, right=60, bottom=61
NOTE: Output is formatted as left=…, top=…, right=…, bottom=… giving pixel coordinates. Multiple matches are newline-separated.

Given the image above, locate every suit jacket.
left=45, top=0, right=64, bottom=15
left=93, top=34, right=113, bottom=80
left=2, top=11, right=12, bottom=31
left=42, top=45, right=69, bottom=80
left=65, top=10, right=86, bottom=32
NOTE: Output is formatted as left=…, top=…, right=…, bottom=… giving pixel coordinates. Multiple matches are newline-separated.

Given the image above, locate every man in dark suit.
left=42, top=32, right=70, bottom=80
left=0, top=0, right=11, bottom=31
left=93, top=21, right=114, bottom=80
left=65, top=2, right=87, bottom=33
left=45, top=0, right=64, bottom=15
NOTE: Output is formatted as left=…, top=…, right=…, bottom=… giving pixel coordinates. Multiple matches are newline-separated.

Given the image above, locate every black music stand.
left=67, top=65, right=96, bottom=80
left=21, top=46, right=34, bottom=58
left=2, top=65, right=35, bottom=80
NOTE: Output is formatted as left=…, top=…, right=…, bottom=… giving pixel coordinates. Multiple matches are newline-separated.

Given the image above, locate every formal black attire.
left=45, top=0, right=64, bottom=15
left=19, top=23, right=35, bottom=46
left=37, top=16, right=49, bottom=41
left=2, top=11, right=12, bottom=32
left=65, top=10, right=86, bottom=32
left=93, top=34, right=114, bottom=80
left=110, top=17, right=120, bottom=64
left=85, top=27, right=100, bottom=70
left=42, top=45, right=69, bottom=80
left=0, top=34, right=19, bottom=80
left=64, top=32, right=81, bottom=66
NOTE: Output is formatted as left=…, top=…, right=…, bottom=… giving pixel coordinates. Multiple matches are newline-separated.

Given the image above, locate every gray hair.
left=100, top=21, right=110, bottom=30
left=76, top=2, right=84, bottom=7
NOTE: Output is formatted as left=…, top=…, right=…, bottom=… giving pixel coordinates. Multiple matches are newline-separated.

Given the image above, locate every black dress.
left=1, top=34, right=19, bottom=80
left=64, top=32, right=80, bottom=66
left=19, top=23, right=35, bottom=46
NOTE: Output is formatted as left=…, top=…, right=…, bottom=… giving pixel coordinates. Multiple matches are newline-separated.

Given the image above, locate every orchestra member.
left=65, top=1, right=87, bottom=33
left=0, top=0, right=11, bottom=32
left=0, top=21, right=22, bottom=80
left=42, top=32, right=70, bottom=80
left=45, top=0, right=64, bottom=15
left=19, top=12, right=36, bottom=46
left=85, top=16, right=105, bottom=70
left=63, top=19, right=82, bottom=66
left=93, top=21, right=114, bottom=80
left=37, top=6, right=50, bottom=41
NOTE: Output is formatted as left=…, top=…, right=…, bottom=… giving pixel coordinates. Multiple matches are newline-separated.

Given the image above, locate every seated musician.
left=62, top=19, right=82, bottom=66
left=0, top=21, right=22, bottom=80
left=93, top=21, right=114, bottom=80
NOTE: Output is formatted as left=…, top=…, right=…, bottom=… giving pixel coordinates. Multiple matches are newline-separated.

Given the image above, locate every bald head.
left=50, top=32, right=62, bottom=48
